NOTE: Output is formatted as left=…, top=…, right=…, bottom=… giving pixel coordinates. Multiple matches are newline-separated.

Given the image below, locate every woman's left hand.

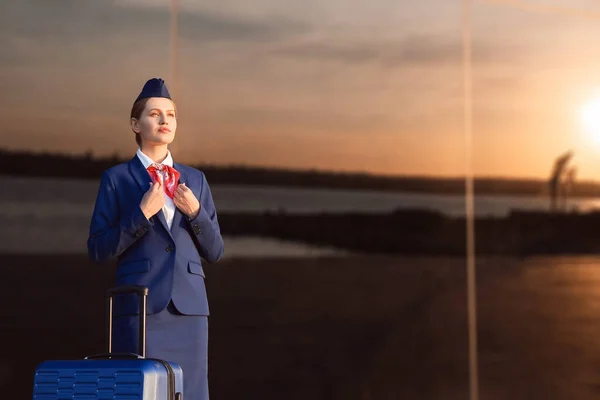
left=173, top=183, right=200, bottom=219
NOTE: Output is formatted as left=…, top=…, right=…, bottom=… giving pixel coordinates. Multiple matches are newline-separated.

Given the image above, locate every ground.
left=6, top=254, right=600, bottom=399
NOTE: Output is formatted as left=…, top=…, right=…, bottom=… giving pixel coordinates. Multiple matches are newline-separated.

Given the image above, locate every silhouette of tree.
left=548, top=151, right=573, bottom=212
left=1, top=147, right=600, bottom=198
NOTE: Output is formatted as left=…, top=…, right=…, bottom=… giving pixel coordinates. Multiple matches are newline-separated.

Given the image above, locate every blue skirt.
left=113, top=302, right=209, bottom=400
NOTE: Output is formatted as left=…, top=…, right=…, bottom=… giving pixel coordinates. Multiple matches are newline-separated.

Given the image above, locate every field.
left=5, top=253, right=600, bottom=399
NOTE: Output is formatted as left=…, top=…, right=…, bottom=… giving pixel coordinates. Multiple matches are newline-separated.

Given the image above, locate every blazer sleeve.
left=87, top=170, right=153, bottom=264
left=185, top=171, right=225, bottom=263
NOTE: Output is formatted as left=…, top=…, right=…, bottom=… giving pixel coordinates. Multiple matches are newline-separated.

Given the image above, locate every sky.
left=3, top=0, right=600, bottom=179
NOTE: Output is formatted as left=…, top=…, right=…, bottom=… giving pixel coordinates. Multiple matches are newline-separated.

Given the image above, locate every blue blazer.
left=87, top=155, right=224, bottom=316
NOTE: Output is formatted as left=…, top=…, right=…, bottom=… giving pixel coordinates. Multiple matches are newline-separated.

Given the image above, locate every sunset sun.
left=579, top=96, right=600, bottom=144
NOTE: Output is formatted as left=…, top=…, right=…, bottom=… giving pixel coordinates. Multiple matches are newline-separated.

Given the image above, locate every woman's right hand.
left=140, top=181, right=165, bottom=220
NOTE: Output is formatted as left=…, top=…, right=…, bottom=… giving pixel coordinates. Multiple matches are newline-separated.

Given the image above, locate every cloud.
left=268, top=34, right=524, bottom=68
left=268, top=36, right=454, bottom=66
left=207, top=106, right=402, bottom=135
left=0, top=0, right=311, bottom=106
left=0, top=0, right=308, bottom=47
left=176, top=12, right=307, bottom=43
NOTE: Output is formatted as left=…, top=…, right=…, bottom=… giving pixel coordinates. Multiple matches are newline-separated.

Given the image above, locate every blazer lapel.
left=129, top=155, right=151, bottom=194
left=171, top=162, right=187, bottom=229
left=129, top=156, right=174, bottom=239
left=155, top=210, right=173, bottom=238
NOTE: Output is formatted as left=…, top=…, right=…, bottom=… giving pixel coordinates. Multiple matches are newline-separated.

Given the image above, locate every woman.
left=87, top=77, right=224, bottom=400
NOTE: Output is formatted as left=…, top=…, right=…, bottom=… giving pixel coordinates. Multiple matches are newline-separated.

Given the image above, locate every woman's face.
left=131, top=97, right=177, bottom=146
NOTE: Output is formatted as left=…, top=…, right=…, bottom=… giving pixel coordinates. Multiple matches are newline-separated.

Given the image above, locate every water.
left=212, top=185, right=600, bottom=216
left=0, top=176, right=349, bottom=256
left=2, top=175, right=600, bottom=217
left=2, top=175, right=600, bottom=256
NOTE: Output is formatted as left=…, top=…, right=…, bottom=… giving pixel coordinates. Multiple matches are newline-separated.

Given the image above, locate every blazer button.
left=166, top=246, right=174, bottom=253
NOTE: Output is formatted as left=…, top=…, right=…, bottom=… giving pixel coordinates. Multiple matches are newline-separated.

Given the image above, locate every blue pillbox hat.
left=134, top=78, right=172, bottom=104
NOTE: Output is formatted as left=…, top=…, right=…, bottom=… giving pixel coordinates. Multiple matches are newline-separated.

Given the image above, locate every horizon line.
left=0, top=147, right=592, bottom=184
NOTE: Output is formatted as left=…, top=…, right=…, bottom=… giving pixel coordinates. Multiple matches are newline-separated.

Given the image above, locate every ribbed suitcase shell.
left=32, top=358, right=183, bottom=399
left=31, top=286, right=183, bottom=400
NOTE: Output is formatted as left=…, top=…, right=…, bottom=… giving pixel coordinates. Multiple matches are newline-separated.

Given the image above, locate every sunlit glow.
left=579, top=96, right=600, bottom=145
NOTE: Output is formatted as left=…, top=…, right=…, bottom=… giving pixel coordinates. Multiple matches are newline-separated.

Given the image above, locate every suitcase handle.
left=85, top=352, right=143, bottom=360
left=86, top=286, right=180, bottom=400
left=107, top=285, right=149, bottom=358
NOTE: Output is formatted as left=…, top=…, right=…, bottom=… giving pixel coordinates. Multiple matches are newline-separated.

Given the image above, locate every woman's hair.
left=130, top=97, right=177, bottom=146
left=131, top=98, right=150, bottom=146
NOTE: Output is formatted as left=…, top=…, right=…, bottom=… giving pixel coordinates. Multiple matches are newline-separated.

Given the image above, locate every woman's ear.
left=131, top=118, right=140, bottom=133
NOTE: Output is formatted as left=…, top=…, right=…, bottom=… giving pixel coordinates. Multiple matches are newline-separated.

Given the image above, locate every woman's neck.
left=140, top=145, right=169, bottom=163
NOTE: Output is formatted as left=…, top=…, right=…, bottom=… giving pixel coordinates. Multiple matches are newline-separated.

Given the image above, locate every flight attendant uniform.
left=87, top=78, right=224, bottom=400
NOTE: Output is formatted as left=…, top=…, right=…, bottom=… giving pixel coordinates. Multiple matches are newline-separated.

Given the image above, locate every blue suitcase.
left=32, top=285, right=184, bottom=399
